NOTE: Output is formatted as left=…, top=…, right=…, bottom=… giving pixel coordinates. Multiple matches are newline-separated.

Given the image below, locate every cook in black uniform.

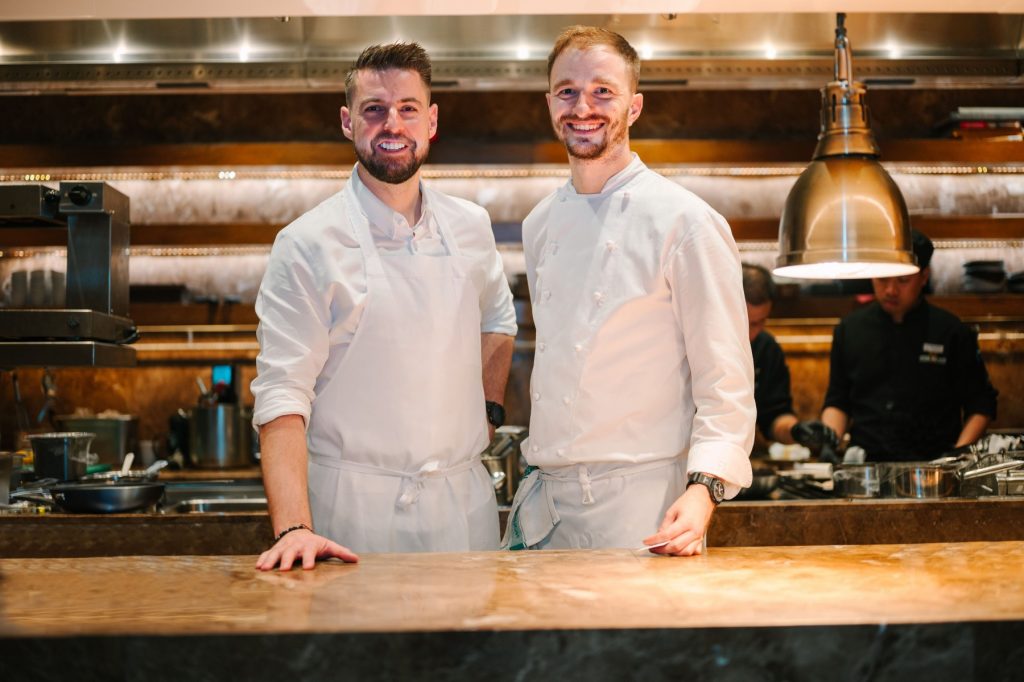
left=821, top=231, right=998, bottom=461
left=743, top=263, right=838, bottom=453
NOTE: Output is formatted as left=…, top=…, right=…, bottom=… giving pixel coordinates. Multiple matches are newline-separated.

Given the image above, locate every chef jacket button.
left=538, top=342, right=546, bottom=352
left=562, top=396, right=571, bottom=405
left=573, top=343, right=583, bottom=353
left=556, top=448, right=565, bottom=456
left=532, top=445, right=539, bottom=453
left=885, top=401, right=894, bottom=410
left=533, top=391, right=542, bottom=401
left=543, top=289, right=552, bottom=301
left=605, top=240, right=617, bottom=252
left=592, top=291, right=604, bottom=305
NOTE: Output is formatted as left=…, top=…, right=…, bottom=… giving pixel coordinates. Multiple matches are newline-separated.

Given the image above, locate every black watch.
left=687, top=472, right=726, bottom=505
left=485, top=401, right=505, bottom=428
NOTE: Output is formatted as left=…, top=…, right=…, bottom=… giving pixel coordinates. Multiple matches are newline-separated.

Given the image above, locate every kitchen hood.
left=0, top=13, right=1021, bottom=93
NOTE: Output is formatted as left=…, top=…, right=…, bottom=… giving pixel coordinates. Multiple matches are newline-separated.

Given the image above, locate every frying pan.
left=14, top=481, right=165, bottom=513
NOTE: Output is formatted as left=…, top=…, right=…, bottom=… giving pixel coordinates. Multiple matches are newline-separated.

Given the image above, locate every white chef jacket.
left=522, top=154, right=755, bottom=496
left=252, top=168, right=518, bottom=438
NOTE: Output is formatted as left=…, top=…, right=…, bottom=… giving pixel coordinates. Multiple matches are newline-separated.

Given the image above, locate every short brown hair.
left=742, top=263, right=776, bottom=306
left=547, top=25, right=640, bottom=91
left=345, top=42, right=432, bottom=105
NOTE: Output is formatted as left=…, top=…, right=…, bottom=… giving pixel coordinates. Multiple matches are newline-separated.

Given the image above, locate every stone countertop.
left=4, top=497, right=1024, bottom=558
left=2, top=544, right=1022, bottom=680
left=2, top=542, right=1023, bottom=637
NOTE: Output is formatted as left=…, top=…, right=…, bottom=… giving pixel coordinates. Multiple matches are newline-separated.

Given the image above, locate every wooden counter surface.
left=2, top=541, right=1023, bottom=637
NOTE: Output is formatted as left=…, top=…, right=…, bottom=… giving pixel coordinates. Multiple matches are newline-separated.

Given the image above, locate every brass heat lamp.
left=774, top=13, right=918, bottom=280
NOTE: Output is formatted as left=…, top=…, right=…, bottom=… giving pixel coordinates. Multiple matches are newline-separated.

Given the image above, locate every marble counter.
left=1, top=543, right=1022, bottom=681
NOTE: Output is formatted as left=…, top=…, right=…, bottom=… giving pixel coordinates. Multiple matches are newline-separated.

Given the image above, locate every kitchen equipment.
left=0, top=452, right=16, bottom=503
left=55, top=413, right=138, bottom=465
left=26, top=432, right=95, bottom=481
left=188, top=404, right=253, bottom=469
left=13, top=480, right=164, bottom=513
left=832, top=463, right=884, bottom=498
left=884, top=460, right=1024, bottom=498
left=0, top=182, right=137, bottom=367
left=82, top=459, right=168, bottom=483
left=481, top=425, right=527, bottom=505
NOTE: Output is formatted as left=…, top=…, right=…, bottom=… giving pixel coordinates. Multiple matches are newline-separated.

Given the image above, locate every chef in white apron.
left=252, top=43, right=516, bottom=570
left=505, top=27, right=754, bottom=555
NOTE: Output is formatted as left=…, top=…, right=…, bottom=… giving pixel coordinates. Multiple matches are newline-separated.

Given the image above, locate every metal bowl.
left=833, top=464, right=883, bottom=498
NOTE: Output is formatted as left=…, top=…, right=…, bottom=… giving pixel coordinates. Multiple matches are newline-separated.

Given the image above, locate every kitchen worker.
left=821, top=230, right=998, bottom=461
left=251, top=42, right=517, bottom=570
left=743, top=263, right=839, bottom=455
left=505, top=26, right=755, bottom=556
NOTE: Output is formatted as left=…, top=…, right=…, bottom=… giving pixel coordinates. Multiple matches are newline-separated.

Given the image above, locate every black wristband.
left=275, top=523, right=312, bottom=542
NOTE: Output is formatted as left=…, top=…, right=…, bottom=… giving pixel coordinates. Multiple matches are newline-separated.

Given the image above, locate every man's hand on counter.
left=255, top=529, right=360, bottom=571
left=641, top=485, right=714, bottom=557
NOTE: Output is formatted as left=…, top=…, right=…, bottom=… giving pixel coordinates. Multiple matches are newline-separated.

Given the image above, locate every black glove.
left=790, top=420, right=840, bottom=451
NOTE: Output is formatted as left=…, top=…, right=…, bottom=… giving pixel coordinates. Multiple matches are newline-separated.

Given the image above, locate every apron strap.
left=310, top=451, right=480, bottom=509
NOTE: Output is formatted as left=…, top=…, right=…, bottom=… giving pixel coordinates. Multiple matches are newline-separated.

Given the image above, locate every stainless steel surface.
left=167, top=498, right=268, bottom=513
left=57, top=415, right=138, bottom=466
left=0, top=14, right=1020, bottom=93
left=160, top=480, right=266, bottom=513
left=0, top=341, right=136, bottom=368
left=0, top=310, right=137, bottom=343
left=26, top=432, right=95, bottom=481
left=188, top=405, right=253, bottom=469
left=0, top=452, right=14, bottom=503
left=0, top=185, right=62, bottom=226
left=775, top=13, right=918, bottom=281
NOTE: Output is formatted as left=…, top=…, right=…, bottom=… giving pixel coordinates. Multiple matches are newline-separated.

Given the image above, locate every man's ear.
left=627, top=92, right=643, bottom=127
left=340, top=106, right=354, bottom=141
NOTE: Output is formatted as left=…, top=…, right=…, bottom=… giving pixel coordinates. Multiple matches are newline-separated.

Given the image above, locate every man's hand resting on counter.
left=255, top=528, right=359, bottom=571
left=641, top=484, right=715, bottom=557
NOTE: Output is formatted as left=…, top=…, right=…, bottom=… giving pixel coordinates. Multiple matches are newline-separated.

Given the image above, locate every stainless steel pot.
left=884, top=460, right=1023, bottom=498
left=833, top=464, right=885, bottom=498
left=481, top=426, right=527, bottom=505
left=26, top=432, right=96, bottom=481
left=188, top=405, right=254, bottom=469
left=55, top=414, right=138, bottom=466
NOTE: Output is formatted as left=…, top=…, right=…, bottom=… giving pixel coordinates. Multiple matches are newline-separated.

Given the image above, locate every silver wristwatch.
left=687, top=472, right=726, bottom=505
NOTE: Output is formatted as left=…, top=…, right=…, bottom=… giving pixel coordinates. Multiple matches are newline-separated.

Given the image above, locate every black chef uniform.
left=824, top=299, right=998, bottom=461
left=751, top=330, right=794, bottom=441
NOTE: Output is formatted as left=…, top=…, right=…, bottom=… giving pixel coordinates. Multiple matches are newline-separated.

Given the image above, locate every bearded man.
left=504, top=26, right=755, bottom=555
left=252, top=42, right=517, bottom=569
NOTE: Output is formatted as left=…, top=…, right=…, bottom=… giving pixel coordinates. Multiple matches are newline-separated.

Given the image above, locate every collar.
left=561, top=153, right=646, bottom=200
left=348, top=164, right=435, bottom=240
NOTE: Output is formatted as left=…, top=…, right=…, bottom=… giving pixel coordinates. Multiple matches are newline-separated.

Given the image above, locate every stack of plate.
left=962, top=260, right=1006, bottom=293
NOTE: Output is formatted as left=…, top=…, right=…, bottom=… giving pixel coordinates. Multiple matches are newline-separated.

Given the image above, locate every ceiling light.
left=238, top=41, right=250, bottom=62
left=516, top=45, right=530, bottom=60
left=640, top=44, right=654, bottom=59
left=112, top=41, right=126, bottom=63
left=774, top=13, right=916, bottom=280
left=888, top=42, right=902, bottom=58
left=764, top=43, right=777, bottom=59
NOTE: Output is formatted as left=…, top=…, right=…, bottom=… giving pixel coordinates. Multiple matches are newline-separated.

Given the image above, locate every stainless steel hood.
left=0, top=13, right=1021, bottom=93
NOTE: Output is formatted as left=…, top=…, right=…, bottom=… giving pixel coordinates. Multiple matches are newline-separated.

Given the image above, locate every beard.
left=554, top=111, right=629, bottom=161
left=355, top=135, right=427, bottom=184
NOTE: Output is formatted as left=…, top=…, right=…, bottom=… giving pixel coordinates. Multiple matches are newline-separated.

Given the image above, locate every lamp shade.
left=774, top=13, right=918, bottom=280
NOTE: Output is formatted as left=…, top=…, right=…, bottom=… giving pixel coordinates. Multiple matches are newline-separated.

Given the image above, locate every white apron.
left=503, top=458, right=686, bottom=550
left=306, top=184, right=498, bottom=553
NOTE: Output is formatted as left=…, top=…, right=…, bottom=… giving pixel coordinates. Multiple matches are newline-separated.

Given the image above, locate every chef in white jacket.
left=252, top=43, right=517, bottom=570
left=505, top=26, right=755, bottom=555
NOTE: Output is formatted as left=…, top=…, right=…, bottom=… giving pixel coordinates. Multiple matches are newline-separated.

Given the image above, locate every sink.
left=160, top=480, right=267, bottom=514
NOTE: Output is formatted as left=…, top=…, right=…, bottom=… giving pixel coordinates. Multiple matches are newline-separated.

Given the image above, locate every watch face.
left=711, top=478, right=726, bottom=502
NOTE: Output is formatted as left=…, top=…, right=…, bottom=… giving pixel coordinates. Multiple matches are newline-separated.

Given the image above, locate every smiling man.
left=504, top=26, right=755, bottom=556
left=251, top=43, right=517, bottom=570
left=821, top=230, right=998, bottom=461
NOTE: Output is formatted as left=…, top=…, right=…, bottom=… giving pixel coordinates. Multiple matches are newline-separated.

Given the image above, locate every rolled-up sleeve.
left=666, top=211, right=756, bottom=496
left=479, top=245, right=518, bottom=336
left=251, top=231, right=331, bottom=429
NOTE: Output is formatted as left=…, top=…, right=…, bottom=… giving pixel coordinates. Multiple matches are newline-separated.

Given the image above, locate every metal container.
left=188, top=405, right=253, bottom=469
left=481, top=426, right=527, bottom=505
left=884, top=460, right=1024, bottom=498
left=833, top=464, right=883, bottom=498
left=27, top=432, right=95, bottom=481
left=55, top=414, right=137, bottom=466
